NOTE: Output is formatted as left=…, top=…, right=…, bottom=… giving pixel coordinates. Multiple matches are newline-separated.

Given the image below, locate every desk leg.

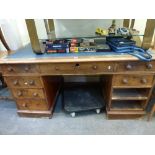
left=148, top=104, right=155, bottom=121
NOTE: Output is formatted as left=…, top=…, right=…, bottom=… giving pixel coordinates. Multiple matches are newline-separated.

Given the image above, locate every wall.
left=54, top=19, right=123, bottom=38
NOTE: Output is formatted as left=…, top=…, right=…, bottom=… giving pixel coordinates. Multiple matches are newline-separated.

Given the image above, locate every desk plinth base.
left=107, top=110, right=146, bottom=120
left=17, top=107, right=53, bottom=119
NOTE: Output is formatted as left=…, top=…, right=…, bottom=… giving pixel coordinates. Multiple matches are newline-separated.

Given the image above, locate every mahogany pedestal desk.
left=0, top=45, right=155, bottom=119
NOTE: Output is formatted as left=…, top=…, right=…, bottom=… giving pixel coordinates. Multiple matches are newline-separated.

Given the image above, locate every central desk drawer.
left=12, top=88, right=45, bottom=99
left=2, top=64, right=40, bottom=75
left=39, top=62, right=115, bottom=74
left=113, top=75, right=154, bottom=88
left=5, top=76, right=43, bottom=88
left=16, top=99, right=48, bottom=111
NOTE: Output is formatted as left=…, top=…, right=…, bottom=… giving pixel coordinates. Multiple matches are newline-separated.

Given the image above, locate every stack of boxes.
left=69, top=39, right=80, bottom=53
left=42, top=37, right=111, bottom=54
left=70, top=38, right=96, bottom=52
left=44, top=39, right=69, bottom=53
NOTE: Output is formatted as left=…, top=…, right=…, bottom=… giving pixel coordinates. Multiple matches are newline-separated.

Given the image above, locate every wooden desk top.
left=0, top=44, right=155, bottom=64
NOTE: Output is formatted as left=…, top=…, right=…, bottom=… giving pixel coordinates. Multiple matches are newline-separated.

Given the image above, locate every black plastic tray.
left=63, top=83, right=105, bottom=113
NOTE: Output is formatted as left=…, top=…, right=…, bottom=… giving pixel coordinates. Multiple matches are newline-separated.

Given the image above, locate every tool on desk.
left=95, top=28, right=108, bottom=36
left=106, top=36, right=152, bottom=61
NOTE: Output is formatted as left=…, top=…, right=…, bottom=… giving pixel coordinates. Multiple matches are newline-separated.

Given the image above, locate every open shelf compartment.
left=63, top=82, right=105, bottom=113
left=110, top=100, right=145, bottom=111
left=112, top=88, right=149, bottom=100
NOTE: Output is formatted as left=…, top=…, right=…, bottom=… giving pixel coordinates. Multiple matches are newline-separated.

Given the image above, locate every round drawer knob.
left=24, top=82, right=28, bottom=85
left=8, top=67, right=13, bottom=72
left=17, top=91, right=22, bottom=96
left=22, top=103, right=27, bottom=107
left=25, top=66, right=30, bottom=71
left=55, top=66, right=59, bottom=71
left=13, top=80, right=18, bottom=85
left=29, top=80, right=35, bottom=85
left=107, top=66, right=112, bottom=70
left=126, top=64, right=132, bottom=70
left=122, top=78, right=128, bottom=84
left=33, top=92, right=38, bottom=97
left=146, top=63, right=152, bottom=69
left=141, top=78, right=147, bottom=84
left=92, top=65, right=97, bottom=70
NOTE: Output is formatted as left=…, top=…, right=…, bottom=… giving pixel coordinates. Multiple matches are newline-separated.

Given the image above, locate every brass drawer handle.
left=17, top=91, right=22, bottom=97
left=24, top=66, right=30, bottom=71
left=146, top=63, right=152, bottom=69
left=8, top=67, right=14, bottom=72
left=13, top=80, right=18, bottom=85
left=33, top=92, right=38, bottom=97
left=107, top=65, right=112, bottom=70
left=55, top=66, right=59, bottom=71
left=126, top=64, right=132, bottom=70
left=24, top=80, right=35, bottom=86
left=22, top=103, right=27, bottom=108
left=122, top=78, right=128, bottom=84
left=92, top=65, right=97, bottom=70
left=24, top=82, right=28, bottom=85
left=141, top=78, right=147, bottom=84
left=29, top=80, right=35, bottom=85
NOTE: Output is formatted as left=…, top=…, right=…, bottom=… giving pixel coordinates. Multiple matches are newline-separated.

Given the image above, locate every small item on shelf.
left=71, top=38, right=78, bottom=43
left=117, top=27, right=130, bottom=36
left=70, top=43, right=77, bottom=47
left=117, top=27, right=132, bottom=39
left=79, top=46, right=96, bottom=52
left=71, top=38, right=82, bottom=44
left=108, top=19, right=116, bottom=35
left=47, top=49, right=57, bottom=53
left=95, top=28, right=108, bottom=36
left=96, top=44, right=111, bottom=52
left=80, top=42, right=90, bottom=47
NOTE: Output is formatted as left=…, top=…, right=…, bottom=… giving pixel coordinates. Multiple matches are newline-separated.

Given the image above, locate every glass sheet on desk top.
left=41, top=33, right=144, bottom=41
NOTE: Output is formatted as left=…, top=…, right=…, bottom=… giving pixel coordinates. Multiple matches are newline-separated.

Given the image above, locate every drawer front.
left=39, top=62, right=115, bottom=75
left=2, top=64, right=40, bottom=75
left=5, top=76, right=43, bottom=88
left=113, top=75, right=154, bottom=87
left=116, top=61, right=155, bottom=72
left=16, top=99, right=48, bottom=111
left=0, top=66, right=2, bottom=73
left=12, top=88, right=45, bottom=99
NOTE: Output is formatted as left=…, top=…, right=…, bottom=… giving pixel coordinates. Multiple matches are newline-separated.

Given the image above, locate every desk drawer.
left=39, top=62, right=115, bottom=75
left=113, top=75, right=154, bottom=87
left=12, top=88, right=45, bottom=99
left=116, top=61, right=155, bottom=72
left=16, top=99, right=48, bottom=111
left=2, top=64, right=40, bottom=75
left=0, top=66, right=2, bottom=73
left=5, top=76, right=43, bottom=88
